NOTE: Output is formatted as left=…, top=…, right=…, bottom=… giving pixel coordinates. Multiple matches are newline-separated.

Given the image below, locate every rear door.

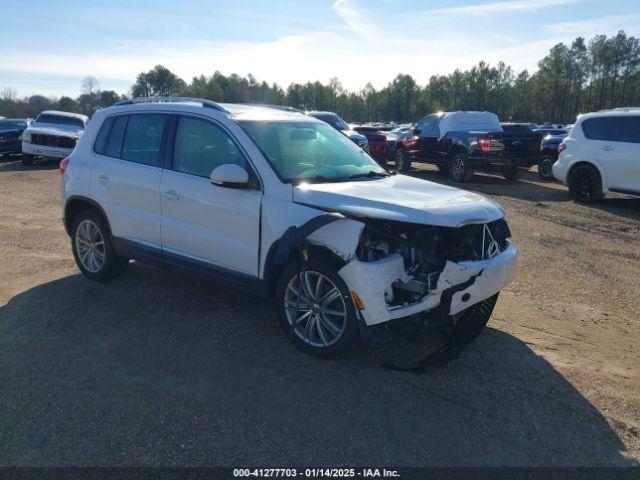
left=160, top=114, right=262, bottom=276
left=599, top=115, right=640, bottom=195
left=413, top=115, right=441, bottom=162
left=90, top=112, right=169, bottom=248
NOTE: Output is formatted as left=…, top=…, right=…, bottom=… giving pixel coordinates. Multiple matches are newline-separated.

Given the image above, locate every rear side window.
left=614, top=116, right=640, bottom=143
left=104, top=115, right=128, bottom=158
left=121, top=114, right=169, bottom=167
left=93, top=117, right=114, bottom=155
left=173, top=116, right=247, bottom=178
left=582, top=117, right=617, bottom=141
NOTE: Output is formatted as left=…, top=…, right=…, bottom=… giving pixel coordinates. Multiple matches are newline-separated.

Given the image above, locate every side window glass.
left=173, top=116, right=249, bottom=179
left=615, top=117, right=640, bottom=144
left=104, top=115, right=128, bottom=158
left=582, top=117, right=616, bottom=141
left=121, top=114, right=169, bottom=167
left=93, top=117, right=114, bottom=155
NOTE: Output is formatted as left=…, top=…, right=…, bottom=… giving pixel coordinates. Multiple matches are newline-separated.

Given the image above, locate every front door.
left=160, top=115, right=262, bottom=276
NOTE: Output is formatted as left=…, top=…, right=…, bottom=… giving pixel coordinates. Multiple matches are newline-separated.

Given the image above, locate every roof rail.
left=598, top=106, right=640, bottom=112
left=243, top=103, right=304, bottom=113
left=113, top=97, right=228, bottom=112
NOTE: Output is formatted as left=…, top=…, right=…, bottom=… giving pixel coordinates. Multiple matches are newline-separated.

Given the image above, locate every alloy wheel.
left=284, top=271, right=347, bottom=347
left=75, top=219, right=105, bottom=273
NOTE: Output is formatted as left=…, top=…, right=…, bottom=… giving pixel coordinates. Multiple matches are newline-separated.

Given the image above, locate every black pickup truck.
left=394, top=112, right=543, bottom=182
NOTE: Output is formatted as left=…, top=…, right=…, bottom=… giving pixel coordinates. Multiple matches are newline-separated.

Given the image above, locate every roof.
left=107, top=97, right=313, bottom=123
left=39, top=110, right=89, bottom=121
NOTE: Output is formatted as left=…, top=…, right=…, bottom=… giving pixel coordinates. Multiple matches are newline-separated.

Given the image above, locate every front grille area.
left=31, top=134, right=76, bottom=149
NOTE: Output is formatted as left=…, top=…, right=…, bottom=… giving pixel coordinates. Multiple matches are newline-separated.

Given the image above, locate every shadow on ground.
left=0, top=157, right=59, bottom=173
left=0, top=263, right=634, bottom=466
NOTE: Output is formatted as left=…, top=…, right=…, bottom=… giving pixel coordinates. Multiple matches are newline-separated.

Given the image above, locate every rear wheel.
left=21, top=154, right=34, bottom=166
left=395, top=149, right=411, bottom=172
left=568, top=164, right=603, bottom=203
left=501, top=166, right=520, bottom=181
left=276, top=257, right=359, bottom=358
left=538, top=157, right=554, bottom=180
left=448, top=153, right=473, bottom=182
left=71, top=211, right=128, bottom=281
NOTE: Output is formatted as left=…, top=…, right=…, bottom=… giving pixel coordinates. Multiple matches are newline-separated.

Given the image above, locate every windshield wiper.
left=348, top=171, right=392, bottom=180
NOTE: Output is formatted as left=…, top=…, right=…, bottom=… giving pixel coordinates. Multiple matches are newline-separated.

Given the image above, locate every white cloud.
left=427, top=0, right=580, bottom=16
left=544, top=13, right=640, bottom=35
left=331, top=0, right=378, bottom=38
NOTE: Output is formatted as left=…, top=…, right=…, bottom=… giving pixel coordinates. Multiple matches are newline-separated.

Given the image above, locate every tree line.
left=2, top=31, right=639, bottom=124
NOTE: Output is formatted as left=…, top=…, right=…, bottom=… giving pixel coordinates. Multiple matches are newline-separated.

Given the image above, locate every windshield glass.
left=239, top=120, right=387, bottom=183
left=35, top=114, right=84, bottom=128
left=0, top=120, right=26, bottom=129
left=312, top=113, right=349, bottom=131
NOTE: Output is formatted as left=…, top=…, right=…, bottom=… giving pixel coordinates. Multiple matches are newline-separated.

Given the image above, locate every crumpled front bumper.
left=338, top=242, right=518, bottom=326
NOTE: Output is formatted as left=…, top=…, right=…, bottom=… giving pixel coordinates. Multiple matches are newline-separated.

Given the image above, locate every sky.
left=1, top=0, right=639, bottom=98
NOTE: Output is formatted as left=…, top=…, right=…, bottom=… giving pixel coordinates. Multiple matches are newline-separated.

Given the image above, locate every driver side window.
left=173, top=116, right=248, bottom=179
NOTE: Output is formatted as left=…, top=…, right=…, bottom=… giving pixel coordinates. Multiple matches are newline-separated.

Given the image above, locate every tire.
left=448, top=153, right=473, bottom=182
left=538, top=157, right=554, bottom=180
left=395, top=149, right=411, bottom=172
left=568, top=164, right=603, bottom=203
left=21, top=154, right=34, bottom=166
left=501, top=166, right=520, bottom=181
left=71, top=210, right=128, bottom=281
left=275, top=256, right=360, bottom=358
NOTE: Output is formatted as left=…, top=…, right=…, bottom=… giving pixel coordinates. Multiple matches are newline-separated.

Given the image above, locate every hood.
left=293, top=174, right=504, bottom=227
left=27, top=124, right=83, bottom=138
left=0, top=128, right=22, bottom=135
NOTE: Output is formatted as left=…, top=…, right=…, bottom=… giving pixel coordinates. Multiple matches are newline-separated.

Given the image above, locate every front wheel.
left=448, top=153, right=473, bottom=182
left=394, top=149, right=411, bottom=172
left=538, top=157, right=554, bottom=180
left=72, top=211, right=129, bottom=281
left=276, top=257, right=359, bottom=358
left=568, top=164, right=603, bottom=203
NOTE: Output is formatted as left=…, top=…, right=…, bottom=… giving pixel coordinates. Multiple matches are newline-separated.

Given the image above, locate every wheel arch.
left=64, top=196, right=112, bottom=238
left=448, top=143, right=469, bottom=159
left=568, top=161, right=606, bottom=190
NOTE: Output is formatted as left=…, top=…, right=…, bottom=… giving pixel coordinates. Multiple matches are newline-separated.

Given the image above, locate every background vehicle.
left=306, top=111, right=369, bottom=151
left=539, top=131, right=569, bottom=179
left=351, top=125, right=389, bottom=164
left=395, top=112, right=543, bottom=182
left=21, top=110, right=88, bottom=166
left=0, top=118, right=30, bottom=157
left=553, top=108, right=640, bottom=202
left=534, top=127, right=568, bottom=137
left=62, top=97, right=516, bottom=359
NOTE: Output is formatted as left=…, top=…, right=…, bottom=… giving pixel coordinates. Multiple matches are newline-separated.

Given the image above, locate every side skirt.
left=112, top=237, right=271, bottom=300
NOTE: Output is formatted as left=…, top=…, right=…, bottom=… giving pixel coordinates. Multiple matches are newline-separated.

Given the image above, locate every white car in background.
left=61, top=97, right=517, bottom=358
left=553, top=108, right=640, bottom=202
left=21, top=110, right=88, bottom=166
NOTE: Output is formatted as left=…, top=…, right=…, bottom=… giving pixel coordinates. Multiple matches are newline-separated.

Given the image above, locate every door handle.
left=97, top=174, right=109, bottom=185
left=163, top=189, right=179, bottom=201
left=602, top=146, right=614, bottom=151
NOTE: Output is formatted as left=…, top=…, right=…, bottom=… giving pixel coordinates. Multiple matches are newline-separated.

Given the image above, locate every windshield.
left=35, top=114, right=84, bottom=128
left=311, top=113, right=349, bottom=131
left=0, top=120, right=26, bottom=129
left=239, top=120, right=387, bottom=183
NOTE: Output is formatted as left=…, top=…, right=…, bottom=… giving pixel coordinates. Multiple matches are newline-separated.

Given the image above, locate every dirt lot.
left=0, top=156, right=639, bottom=466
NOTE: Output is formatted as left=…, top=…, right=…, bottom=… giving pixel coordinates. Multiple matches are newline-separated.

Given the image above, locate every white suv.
left=62, top=97, right=517, bottom=358
left=553, top=108, right=640, bottom=202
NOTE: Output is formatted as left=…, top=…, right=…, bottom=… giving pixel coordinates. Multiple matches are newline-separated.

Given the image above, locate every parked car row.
left=0, top=118, right=31, bottom=157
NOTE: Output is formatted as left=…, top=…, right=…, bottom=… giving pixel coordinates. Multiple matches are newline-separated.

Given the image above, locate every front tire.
left=71, top=211, right=128, bottom=281
left=395, top=149, right=411, bottom=172
left=276, top=257, right=359, bottom=358
left=21, top=154, right=34, bottom=166
left=568, top=164, right=603, bottom=203
left=538, top=157, right=554, bottom=180
left=448, top=153, right=473, bottom=182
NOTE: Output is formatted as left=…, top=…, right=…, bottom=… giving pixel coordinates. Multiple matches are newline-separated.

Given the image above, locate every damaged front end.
left=316, top=217, right=518, bottom=326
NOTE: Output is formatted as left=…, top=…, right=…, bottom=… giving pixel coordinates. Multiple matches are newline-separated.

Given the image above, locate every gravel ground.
left=0, top=156, right=638, bottom=467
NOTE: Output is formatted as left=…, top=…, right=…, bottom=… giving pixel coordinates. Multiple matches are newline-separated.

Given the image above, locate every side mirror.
left=210, top=164, right=250, bottom=188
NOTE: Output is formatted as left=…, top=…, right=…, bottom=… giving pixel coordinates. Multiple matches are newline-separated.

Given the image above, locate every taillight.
left=479, top=136, right=492, bottom=153
left=60, top=157, right=70, bottom=175
left=404, top=136, right=419, bottom=148
left=558, top=142, right=567, bottom=154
